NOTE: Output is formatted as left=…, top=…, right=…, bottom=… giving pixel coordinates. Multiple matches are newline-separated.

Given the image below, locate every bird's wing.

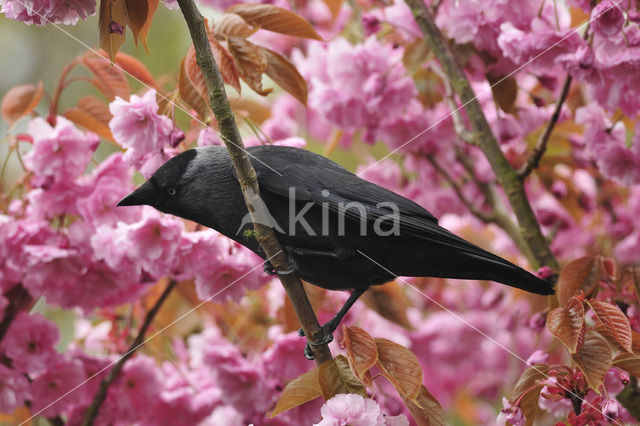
left=248, top=145, right=438, bottom=223
left=247, top=146, right=505, bottom=259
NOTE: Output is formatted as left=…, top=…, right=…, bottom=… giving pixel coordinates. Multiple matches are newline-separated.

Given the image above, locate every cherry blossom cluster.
left=1, top=0, right=639, bottom=424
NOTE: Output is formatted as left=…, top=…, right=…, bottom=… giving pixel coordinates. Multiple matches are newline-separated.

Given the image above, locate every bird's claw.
left=263, top=257, right=297, bottom=276
left=299, top=325, right=335, bottom=360
left=263, top=260, right=278, bottom=276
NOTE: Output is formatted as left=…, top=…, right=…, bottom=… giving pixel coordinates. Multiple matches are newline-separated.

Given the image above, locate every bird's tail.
left=455, top=250, right=554, bottom=295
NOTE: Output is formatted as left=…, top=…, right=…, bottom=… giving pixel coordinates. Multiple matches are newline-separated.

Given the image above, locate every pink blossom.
left=201, top=405, right=244, bottom=425
left=314, top=394, right=386, bottom=426
left=0, top=364, right=31, bottom=413
left=193, top=239, right=264, bottom=302
left=27, top=179, right=89, bottom=219
left=23, top=116, right=98, bottom=181
left=148, top=363, right=221, bottom=425
left=601, top=399, right=621, bottom=422
left=525, top=349, right=549, bottom=365
left=77, top=176, right=136, bottom=227
left=22, top=244, right=85, bottom=307
left=30, top=358, right=87, bottom=417
left=260, top=331, right=311, bottom=382
left=0, top=217, right=56, bottom=291
left=595, top=143, right=640, bottom=186
left=109, top=90, right=177, bottom=169
left=106, top=356, right=161, bottom=422
left=383, top=1, right=420, bottom=39
left=361, top=13, right=381, bottom=36
left=591, top=1, right=625, bottom=39
left=75, top=261, right=146, bottom=311
left=139, top=148, right=178, bottom=179
left=497, top=397, right=525, bottom=426
left=197, top=331, right=274, bottom=415
left=298, top=37, right=416, bottom=143
left=77, top=153, right=138, bottom=227
left=2, top=312, right=60, bottom=375
left=197, top=127, right=222, bottom=146
left=556, top=45, right=602, bottom=83
left=498, top=20, right=585, bottom=72
left=0, top=0, right=96, bottom=26
left=163, top=0, right=178, bottom=10
left=125, top=212, right=184, bottom=279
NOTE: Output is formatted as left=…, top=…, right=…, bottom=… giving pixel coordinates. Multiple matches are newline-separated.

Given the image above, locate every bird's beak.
left=117, top=181, right=154, bottom=207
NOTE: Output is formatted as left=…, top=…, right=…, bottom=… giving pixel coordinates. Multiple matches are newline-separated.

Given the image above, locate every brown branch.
left=427, top=156, right=494, bottom=223
left=518, top=74, right=573, bottom=178
left=0, top=285, right=32, bottom=346
left=81, top=280, right=178, bottom=426
left=617, top=376, right=640, bottom=421
left=176, top=0, right=332, bottom=365
left=405, top=0, right=558, bottom=270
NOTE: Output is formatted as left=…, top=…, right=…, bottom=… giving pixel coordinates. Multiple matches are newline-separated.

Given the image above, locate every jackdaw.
left=119, top=145, right=553, bottom=357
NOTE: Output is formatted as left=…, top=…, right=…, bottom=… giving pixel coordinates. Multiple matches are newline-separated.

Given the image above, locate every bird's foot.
left=299, top=322, right=337, bottom=360
left=263, top=257, right=297, bottom=276
left=263, top=260, right=278, bottom=276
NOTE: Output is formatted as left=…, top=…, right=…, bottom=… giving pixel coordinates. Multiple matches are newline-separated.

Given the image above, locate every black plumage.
left=119, top=145, right=553, bottom=354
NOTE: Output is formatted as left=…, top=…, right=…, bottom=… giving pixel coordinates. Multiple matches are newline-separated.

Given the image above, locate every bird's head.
left=117, top=147, right=225, bottom=221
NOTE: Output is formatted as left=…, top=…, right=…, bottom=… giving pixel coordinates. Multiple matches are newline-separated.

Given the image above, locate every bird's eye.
left=167, top=187, right=176, bottom=196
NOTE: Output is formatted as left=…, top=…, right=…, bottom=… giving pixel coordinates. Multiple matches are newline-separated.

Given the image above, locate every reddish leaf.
left=64, top=96, right=114, bottom=143
left=321, top=0, right=343, bottom=19
left=588, top=299, right=633, bottom=353
left=178, top=57, right=210, bottom=120
left=83, top=52, right=130, bottom=100
left=64, top=109, right=114, bottom=143
left=571, top=331, right=613, bottom=391
left=612, top=353, right=640, bottom=379
left=229, top=97, right=272, bottom=124
left=361, top=281, right=412, bottom=329
left=262, top=47, right=308, bottom=105
left=487, top=74, right=517, bottom=114
left=99, top=0, right=127, bottom=62
left=375, top=338, right=422, bottom=400
left=125, top=0, right=158, bottom=53
left=318, top=355, right=367, bottom=400
left=114, top=52, right=157, bottom=88
left=342, top=326, right=377, bottom=384
left=547, top=296, right=585, bottom=353
left=557, top=257, right=600, bottom=306
left=401, top=385, right=446, bottom=426
left=269, top=367, right=322, bottom=417
left=1, top=82, right=43, bottom=128
left=227, top=37, right=271, bottom=96
left=633, top=330, right=640, bottom=354
left=185, top=40, right=241, bottom=95
left=226, top=4, right=322, bottom=40
left=215, top=13, right=257, bottom=38
left=510, top=364, right=550, bottom=426
left=599, top=256, right=618, bottom=280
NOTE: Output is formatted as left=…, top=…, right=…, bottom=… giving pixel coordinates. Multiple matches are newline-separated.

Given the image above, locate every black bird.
left=118, top=145, right=553, bottom=358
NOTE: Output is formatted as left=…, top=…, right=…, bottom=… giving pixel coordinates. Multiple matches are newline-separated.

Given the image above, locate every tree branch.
left=0, top=285, right=31, bottom=346
left=176, top=0, right=332, bottom=365
left=405, top=0, right=558, bottom=270
left=427, top=156, right=494, bottom=223
left=518, top=74, right=573, bottom=179
left=81, top=280, right=178, bottom=426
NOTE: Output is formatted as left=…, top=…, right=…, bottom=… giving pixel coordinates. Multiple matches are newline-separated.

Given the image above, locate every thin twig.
left=0, top=285, right=31, bottom=346
left=81, top=280, right=178, bottom=426
left=176, top=0, right=332, bottom=365
left=405, top=0, right=558, bottom=270
left=427, top=156, right=494, bottom=222
left=517, top=74, right=572, bottom=179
